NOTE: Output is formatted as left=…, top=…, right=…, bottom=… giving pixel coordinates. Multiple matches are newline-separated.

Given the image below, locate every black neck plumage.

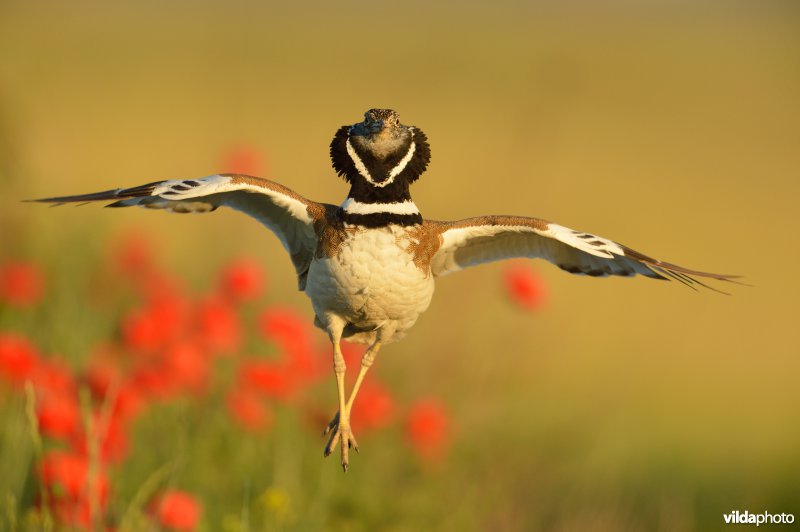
left=330, top=126, right=430, bottom=189
left=345, top=180, right=412, bottom=204
left=337, top=210, right=423, bottom=228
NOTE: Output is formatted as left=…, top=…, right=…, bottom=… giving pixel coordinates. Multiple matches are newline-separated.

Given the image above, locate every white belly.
left=305, top=225, right=435, bottom=344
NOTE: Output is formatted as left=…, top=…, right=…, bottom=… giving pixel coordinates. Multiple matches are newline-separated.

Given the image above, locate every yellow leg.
left=345, top=339, right=381, bottom=413
left=322, top=320, right=359, bottom=471
left=323, top=337, right=382, bottom=471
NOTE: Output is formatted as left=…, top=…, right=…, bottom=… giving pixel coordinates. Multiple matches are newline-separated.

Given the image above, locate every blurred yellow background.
left=1, top=0, right=799, bottom=529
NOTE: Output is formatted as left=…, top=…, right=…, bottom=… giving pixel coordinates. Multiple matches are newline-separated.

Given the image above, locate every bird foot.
left=323, top=412, right=359, bottom=472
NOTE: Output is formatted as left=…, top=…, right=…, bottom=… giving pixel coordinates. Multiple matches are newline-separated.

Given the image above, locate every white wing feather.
left=427, top=216, right=738, bottom=291
left=32, top=173, right=330, bottom=288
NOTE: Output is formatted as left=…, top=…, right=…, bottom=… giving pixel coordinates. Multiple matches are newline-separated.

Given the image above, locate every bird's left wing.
left=418, top=215, right=739, bottom=291
left=30, top=173, right=336, bottom=289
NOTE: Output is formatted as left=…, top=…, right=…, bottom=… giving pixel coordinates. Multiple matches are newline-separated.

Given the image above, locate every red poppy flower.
left=154, top=490, right=202, bottom=531
left=40, top=450, right=109, bottom=504
left=164, top=341, right=210, bottom=394
left=0, top=333, right=39, bottom=384
left=41, top=451, right=87, bottom=499
left=122, top=307, right=161, bottom=351
left=31, top=358, right=76, bottom=397
left=111, top=380, right=148, bottom=421
left=219, top=257, right=264, bottom=302
left=503, top=263, right=548, bottom=311
left=37, top=391, right=81, bottom=440
left=49, top=497, right=92, bottom=528
left=71, top=410, right=130, bottom=465
left=281, top=332, right=320, bottom=384
left=84, top=353, right=122, bottom=400
left=238, top=360, right=293, bottom=400
left=99, top=416, right=130, bottom=463
left=87, top=348, right=147, bottom=421
left=122, top=295, right=189, bottom=352
left=405, top=399, right=451, bottom=460
left=350, top=381, right=395, bottom=433
left=195, top=297, right=241, bottom=354
left=99, top=418, right=129, bottom=464
left=40, top=451, right=109, bottom=528
left=258, top=307, right=309, bottom=344
left=226, top=387, right=273, bottom=432
left=258, top=307, right=319, bottom=380
left=130, top=362, right=178, bottom=400
left=220, top=143, right=266, bottom=176
left=0, top=260, right=45, bottom=307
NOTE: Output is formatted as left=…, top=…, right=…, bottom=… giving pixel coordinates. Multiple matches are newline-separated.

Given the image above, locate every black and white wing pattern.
left=30, top=173, right=336, bottom=289
left=419, top=216, right=739, bottom=292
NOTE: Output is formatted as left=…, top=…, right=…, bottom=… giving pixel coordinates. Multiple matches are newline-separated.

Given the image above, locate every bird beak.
left=366, top=120, right=385, bottom=134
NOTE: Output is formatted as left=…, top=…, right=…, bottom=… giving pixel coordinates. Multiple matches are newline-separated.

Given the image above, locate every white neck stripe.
left=388, top=132, right=416, bottom=180
left=340, top=198, right=420, bottom=216
left=345, top=129, right=416, bottom=188
left=345, top=138, right=381, bottom=185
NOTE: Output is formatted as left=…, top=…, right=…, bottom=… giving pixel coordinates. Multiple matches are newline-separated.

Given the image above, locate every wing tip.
left=24, top=181, right=166, bottom=206
left=620, top=244, right=745, bottom=293
left=646, top=261, right=744, bottom=295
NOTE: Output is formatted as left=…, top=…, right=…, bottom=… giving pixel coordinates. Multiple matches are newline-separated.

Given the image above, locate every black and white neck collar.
left=329, top=112, right=430, bottom=228
left=340, top=197, right=420, bottom=216
left=337, top=197, right=422, bottom=228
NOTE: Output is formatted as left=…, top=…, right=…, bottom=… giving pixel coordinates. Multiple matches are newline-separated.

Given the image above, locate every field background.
left=1, top=0, right=799, bottom=530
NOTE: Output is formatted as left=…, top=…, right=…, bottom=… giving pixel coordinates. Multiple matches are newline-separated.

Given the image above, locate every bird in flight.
left=31, top=108, right=739, bottom=471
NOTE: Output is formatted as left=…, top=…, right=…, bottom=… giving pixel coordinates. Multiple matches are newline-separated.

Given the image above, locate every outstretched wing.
left=421, top=215, right=740, bottom=292
left=30, top=173, right=335, bottom=289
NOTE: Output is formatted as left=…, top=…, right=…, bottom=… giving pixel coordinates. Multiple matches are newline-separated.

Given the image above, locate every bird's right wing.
left=30, top=173, right=336, bottom=289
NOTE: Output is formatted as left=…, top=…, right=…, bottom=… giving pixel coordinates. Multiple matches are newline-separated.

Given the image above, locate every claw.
left=322, top=411, right=358, bottom=471
left=322, top=415, right=338, bottom=437
left=324, top=430, right=341, bottom=457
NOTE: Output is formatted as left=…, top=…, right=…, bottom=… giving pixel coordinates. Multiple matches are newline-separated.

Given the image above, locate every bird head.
left=330, top=109, right=431, bottom=196
left=361, top=108, right=402, bottom=137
